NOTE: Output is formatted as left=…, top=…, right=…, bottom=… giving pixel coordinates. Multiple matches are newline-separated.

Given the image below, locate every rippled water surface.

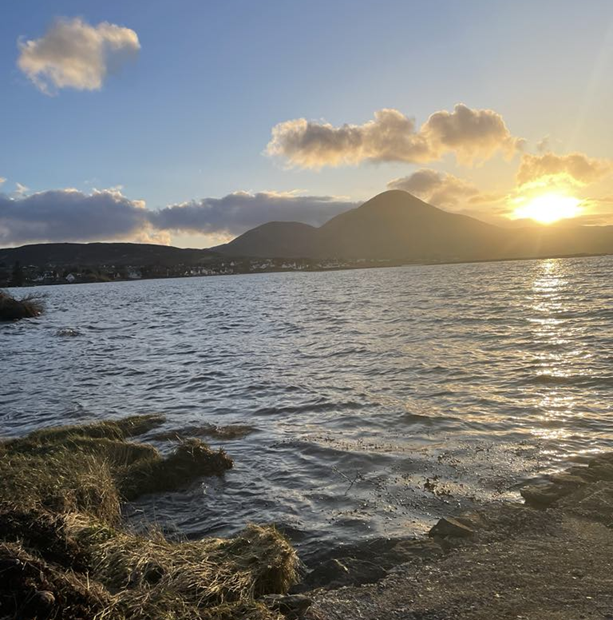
left=2, top=257, right=613, bottom=557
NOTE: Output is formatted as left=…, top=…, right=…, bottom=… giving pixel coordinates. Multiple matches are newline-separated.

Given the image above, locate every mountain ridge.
left=214, top=190, right=613, bottom=261
left=2, top=191, right=613, bottom=266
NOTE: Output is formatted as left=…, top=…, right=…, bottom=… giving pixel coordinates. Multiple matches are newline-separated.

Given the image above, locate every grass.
left=0, top=289, right=44, bottom=321
left=0, top=414, right=299, bottom=619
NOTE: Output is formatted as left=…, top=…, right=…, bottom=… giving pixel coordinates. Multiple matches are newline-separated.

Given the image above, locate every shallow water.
left=2, top=256, right=613, bottom=558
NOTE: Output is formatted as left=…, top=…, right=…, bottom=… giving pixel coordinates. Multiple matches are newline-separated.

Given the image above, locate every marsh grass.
left=0, top=414, right=299, bottom=619
left=0, top=289, right=44, bottom=320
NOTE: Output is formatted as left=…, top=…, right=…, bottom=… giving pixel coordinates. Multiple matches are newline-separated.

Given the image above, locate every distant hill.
left=0, top=242, right=218, bottom=267
left=215, top=190, right=613, bottom=261
left=3, top=193, right=613, bottom=270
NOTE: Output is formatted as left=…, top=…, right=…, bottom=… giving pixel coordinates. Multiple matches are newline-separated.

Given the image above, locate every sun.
left=512, top=193, right=582, bottom=224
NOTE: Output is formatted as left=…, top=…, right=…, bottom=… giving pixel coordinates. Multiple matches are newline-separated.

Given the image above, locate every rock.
left=429, top=517, right=474, bottom=538
left=588, top=463, right=613, bottom=482
left=520, top=482, right=573, bottom=508
left=389, top=538, right=444, bottom=563
left=454, top=511, right=486, bottom=530
left=567, top=466, right=600, bottom=482
left=259, top=594, right=312, bottom=619
left=548, top=473, right=586, bottom=487
left=306, top=557, right=387, bottom=589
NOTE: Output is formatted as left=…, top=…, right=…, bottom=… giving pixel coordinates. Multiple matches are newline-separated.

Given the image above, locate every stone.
left=428, top=517, right=474, bottom=538
left=520, top=482, right=572, bottom=508
left=260, top=594, right=312, bottom=619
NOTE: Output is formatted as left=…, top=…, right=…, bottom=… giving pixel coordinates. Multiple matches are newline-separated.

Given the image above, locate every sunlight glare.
left=513, top=193, right=582, bottom=224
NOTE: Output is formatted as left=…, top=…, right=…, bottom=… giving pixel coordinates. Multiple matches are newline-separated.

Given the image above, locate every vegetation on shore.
left=0, top=289, right=44, bottom=321
left=0, top=414, right=299, bottom=619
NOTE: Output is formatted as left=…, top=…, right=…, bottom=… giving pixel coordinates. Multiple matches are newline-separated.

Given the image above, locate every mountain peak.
left=358, top=189, right=435, bottom=211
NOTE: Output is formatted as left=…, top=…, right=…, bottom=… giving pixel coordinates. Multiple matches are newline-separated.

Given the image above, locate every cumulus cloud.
left=516, top=152, right=613, bottom=188
left=0, top=188, right=160, bottom=246
left=151, top=191, right=357, bottom=236
left=17, top=17, right=140, bottom=94
left=387, top=168, right=484, bottom=208
left=0, top=188, right=356, bottom=246
left=14, top=183, right=29, bottom=197
left=266, top=104, right=523, bottom=169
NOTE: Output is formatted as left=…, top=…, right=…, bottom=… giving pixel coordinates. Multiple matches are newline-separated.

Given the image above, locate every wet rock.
left=548, top=473, right=586, bottom=487
left=588, top=462, right=613, bottom=482
left=520, top=482, right=573, bottom=508
left=260, top=594, right=312, bottom=619
left=429, top=517, right=474, bottom=538
left=307, top=557, right=387, bottom=589
left=567, top=466, right=601, bottom=483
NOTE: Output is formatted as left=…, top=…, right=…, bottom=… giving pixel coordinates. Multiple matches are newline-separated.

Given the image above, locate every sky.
left=2, top=0, right=613, bottom=248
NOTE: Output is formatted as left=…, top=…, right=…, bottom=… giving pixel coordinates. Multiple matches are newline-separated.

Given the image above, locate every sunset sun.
left=512, top=193, right=582, bottom=224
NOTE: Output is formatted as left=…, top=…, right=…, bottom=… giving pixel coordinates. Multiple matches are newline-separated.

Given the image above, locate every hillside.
left=215, top=190, right=613, bottom=261
left=0, top=242, right=218, bottom=267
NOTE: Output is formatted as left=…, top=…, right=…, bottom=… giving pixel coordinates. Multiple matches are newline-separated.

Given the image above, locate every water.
left=2, top=256, right=613, bottom=558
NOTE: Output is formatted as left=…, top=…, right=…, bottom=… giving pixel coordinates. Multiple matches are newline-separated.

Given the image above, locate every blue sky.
left=2, top=0, right=613, bottom=247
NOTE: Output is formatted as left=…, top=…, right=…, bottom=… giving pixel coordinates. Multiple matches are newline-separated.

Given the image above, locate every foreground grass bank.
left=0, top=415, right=299, bottom=620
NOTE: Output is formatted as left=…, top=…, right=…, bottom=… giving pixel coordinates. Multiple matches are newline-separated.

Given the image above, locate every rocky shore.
left=2, top=414, right=613, bottom=620
left=306, top=453, right=613, bottom=620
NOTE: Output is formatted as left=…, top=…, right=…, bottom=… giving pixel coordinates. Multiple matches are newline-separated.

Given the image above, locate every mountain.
left=215, top=190, right=505, bottom=260
left=215, top=190, right=613, bottom=261
left=0, top=242, right=218, bottom=267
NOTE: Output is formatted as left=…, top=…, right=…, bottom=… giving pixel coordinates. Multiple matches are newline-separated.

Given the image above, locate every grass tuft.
left=0, top=289, right=44, bottom=320
left=0, top=415, right=299, bottom=619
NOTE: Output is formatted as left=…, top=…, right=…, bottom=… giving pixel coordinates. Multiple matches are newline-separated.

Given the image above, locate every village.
left=0, top=256, right=395, bottom=287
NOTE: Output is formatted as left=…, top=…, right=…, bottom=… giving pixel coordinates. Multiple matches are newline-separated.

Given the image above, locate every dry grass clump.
left=0, top=415, right=300, bottom=620
left=65, top=515, right=297, bottom=619
left=0, top=541, right=111, bottom=619
left=0, top=289, right=44, bottom=320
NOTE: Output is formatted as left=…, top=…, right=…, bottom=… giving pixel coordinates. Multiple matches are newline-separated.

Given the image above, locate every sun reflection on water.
left=529, top=259, right=580, bottom=444
left=527, top=260, right=583, bottom=454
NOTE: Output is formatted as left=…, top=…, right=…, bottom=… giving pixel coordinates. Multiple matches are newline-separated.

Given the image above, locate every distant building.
left=65, top=273, right=77, bottom=283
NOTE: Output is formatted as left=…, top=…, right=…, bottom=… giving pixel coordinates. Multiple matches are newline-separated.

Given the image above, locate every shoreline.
left=6, top=250, right=612, bottom=290
left=3, top=414, right=613, bottom=619
left=307, top=452, right=613, bottom=620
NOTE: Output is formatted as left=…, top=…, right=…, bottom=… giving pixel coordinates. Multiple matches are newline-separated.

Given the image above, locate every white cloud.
left=387, top=169, right=482, bottom=207
left=266, top=104, right=523, bottom=169
left=151, top=191, right=357, bottom=236
left=17, top=17, right=140, bottom=94
left=14, top=182, right=29, bottom=197
left=0, top=188, right=356, bottom=246
left=0, top=188, right=156, bottom=245
left=516, top=152, right=613, bottom=188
